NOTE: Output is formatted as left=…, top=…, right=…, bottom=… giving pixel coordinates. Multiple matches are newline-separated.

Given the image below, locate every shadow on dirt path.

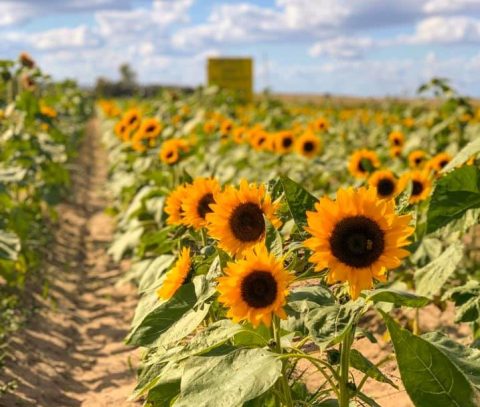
left=0, top=119, right=139, bottom=407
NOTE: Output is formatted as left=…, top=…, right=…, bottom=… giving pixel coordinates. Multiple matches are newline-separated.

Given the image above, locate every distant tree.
left=119, top=63, right=137, bottom=87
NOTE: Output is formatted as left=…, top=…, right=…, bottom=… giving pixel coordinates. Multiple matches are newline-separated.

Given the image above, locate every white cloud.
left=406, top=16, right=480, bottom=44
left=33, top=26, right=100, bottom=50
left=0, top=0, right=132, bottom=27
left=309, top=36, right=374, bottom=59
left=424, top=0, right=480, bottom=14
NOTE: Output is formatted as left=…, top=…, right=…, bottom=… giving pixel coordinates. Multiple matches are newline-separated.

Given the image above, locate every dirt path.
left=0, top=119, right=139, bottom=407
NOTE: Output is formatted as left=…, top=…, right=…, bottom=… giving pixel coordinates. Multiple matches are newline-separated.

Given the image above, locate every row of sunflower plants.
left=0, top=53, right=91, bottom=373
left=99, top=82, right=480, bottom=407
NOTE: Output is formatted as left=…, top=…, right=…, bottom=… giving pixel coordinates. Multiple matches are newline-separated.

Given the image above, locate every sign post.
left=207, top=58, right=253, bottom=102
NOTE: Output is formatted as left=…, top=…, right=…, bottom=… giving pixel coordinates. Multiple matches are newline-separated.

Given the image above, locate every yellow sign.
left=207, top=58, right=253, bottom=102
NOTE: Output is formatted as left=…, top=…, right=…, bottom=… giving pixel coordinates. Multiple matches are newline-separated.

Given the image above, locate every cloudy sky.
left=2, top=0, right=480, bottom=96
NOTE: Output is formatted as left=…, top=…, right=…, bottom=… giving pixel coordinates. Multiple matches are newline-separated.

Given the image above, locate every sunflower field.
left=93, top=78, right=480, bottom=407
left=0, top=55, right=90, bottom=355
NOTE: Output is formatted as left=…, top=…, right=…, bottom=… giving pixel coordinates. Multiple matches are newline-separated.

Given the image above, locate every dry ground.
left=0, top=119, right=139, bottom=407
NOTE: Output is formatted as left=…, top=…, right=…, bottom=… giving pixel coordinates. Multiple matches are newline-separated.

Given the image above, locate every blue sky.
left=2, top=0, right=480, bottom=96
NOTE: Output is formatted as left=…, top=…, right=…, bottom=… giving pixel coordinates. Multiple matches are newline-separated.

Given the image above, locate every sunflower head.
left=249, top=129, right=270, bottom=151
left=140, top=118, right=163, bottom=139
left=203, top=120, right=216, bottom=134
left=389, top=146, right=402, bottom=158
left=408, top=150, right=427, bottom=169
left=295, top=131, right=322, bottom=158
left=206, top=180, right=281, bottom=256
left=157, top=247, right=192, bottom=300
left=313, top=117, right=329, bottom=132
left=304, top=187, right=414, bottom=299
left=164, top=184, right=189, bottom=225
left=19, top=51, right=35, bottom=68
left=348, top=149, right=380, bottom=178
left=274, top=131, right=295, bottom=154
left=399, top=170, right=433, bottom=204
left=217, top=245, right=293, bottom=327
left=220, top=120, right=234, bottom=136
left=388, top=131, right=404, bottom=147
left=429, top=152, right=452, bottom=173
left=368, top=170, right=398, bottom=200
left=232, top=126, right=246, bottom=144
left=182, top=178, right=221, bottom=230
left=123, top=108, right=142, bottom=130
left=160, top=139, right=189, bottom=165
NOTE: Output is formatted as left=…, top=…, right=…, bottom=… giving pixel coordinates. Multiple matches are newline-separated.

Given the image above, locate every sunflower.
left=157, top=247, right=192, bottom=300
left=114, top=120, right=129, bottom=140
left=165, top=184, right=189, bottom=225
left=19, top=52, right=35, bottom=68
left=40, top=104, right=57, bottom=118
left=249, top=129, right=270, bottom=151
left=408, top=150, right=427, bottom=169
left=389, top=146, right=402, bottom=158
left=399, top=170, right=433, bottom=204
left=206, top=180, right=281, bottom=256
left=388, top=131, right=404, bottom=147
left=203, top=120, right=216, bottom=134
left=348, top=149, right=380, bottom=178
left=123, top=108, right=142, bottom=131
left=182, top=178, right=221, bottom=230
left=304, top=187, right=414, bottom=299
left=368, top=170, right=399, bottom=200
left=232, top=126, right=247, bottom=144
left=216, top=245, right=293, bottom=327
left=274, top=131, right=295, bottom=154
left=429, top=152, right=452, bottom=173
left=139, top=118, right=162, bottom=140
left=295, top=131, right=322, bottom=158
left=312, top=117, right=329, bottom=132
left=160, top=139, right=189, bottom=165
left=220, top=119, right=234, bottom=136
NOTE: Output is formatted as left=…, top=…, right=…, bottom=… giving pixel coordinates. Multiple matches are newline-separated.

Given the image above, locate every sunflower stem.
left=339, top=325, right=355, bottom=407
left=273, top=316, right=294, bottom=407
left=200, top=228, right=207, bottom=247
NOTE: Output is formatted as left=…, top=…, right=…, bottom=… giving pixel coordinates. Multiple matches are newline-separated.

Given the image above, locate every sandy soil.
left=0, top=119, right=139, bottom=407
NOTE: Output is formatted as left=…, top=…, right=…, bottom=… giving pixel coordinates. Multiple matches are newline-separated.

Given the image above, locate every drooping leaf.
left=366, top=288, right=430, bottom=308
left=349, top=349, right=397, bottom=388
left=443, top=281, right=480, bottom=324
left=304, top=301, right=364, bottom=349
left=442, top=138, right=480, bottom=172
left=174, top=348, right=282, bottom=407
left=414, top=242, right=464, bottom=298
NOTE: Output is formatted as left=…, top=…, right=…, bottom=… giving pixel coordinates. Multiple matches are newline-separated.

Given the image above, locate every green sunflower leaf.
left=279, top=176, right=317, bottom=230
left=174, top=348, right=282, bottom=407
left=381, top=311, right=480, bottom=407
left=365, top=288, right=430, bottom=308
left=426, top=166, right=480, bottom=234
left=414, top=241, right=464, bottom=298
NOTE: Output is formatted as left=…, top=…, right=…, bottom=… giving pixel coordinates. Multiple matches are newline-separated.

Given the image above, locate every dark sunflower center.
left=282, top=137, right=293, bottom=148
left=439, top=160, right=449, bottom=168
left=146, top=125, right=156, bottom=133
left=129, top=116, right=138, bottom=125
left=393, top=138, right=401, bottom=146
left=240, top=270, right=278, bottom=308
left=376, top=178, right=395, bottom=197
left=358, top=158, right=371, bottom=172
left=258, top=137, right=266, bottom=146
left=229, top=202, right=265, bottom=242
left=303, top=141, right=315, bottom=152
left=414, top=157, right=423, bottom=165
left=197, top=193, right=214, bottom=219
left=411, top=180, right=424, bottom=196
left=329, top=215, right=385, bottom=268
left=166, top=151, right=174, bottom=159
